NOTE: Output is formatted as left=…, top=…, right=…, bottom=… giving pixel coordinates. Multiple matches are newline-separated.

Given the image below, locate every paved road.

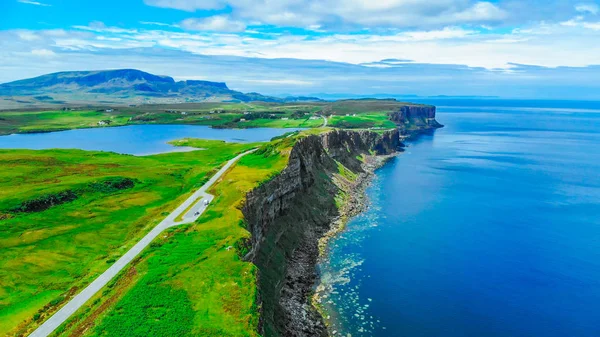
left=322, top=115, right=328, bottom=127
left=29, top=149, right=256, bottom=337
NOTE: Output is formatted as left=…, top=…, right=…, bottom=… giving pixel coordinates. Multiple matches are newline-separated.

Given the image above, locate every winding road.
left=29, top=149, right=256, bottom=337
left=322, top=115, right=328, bottom=127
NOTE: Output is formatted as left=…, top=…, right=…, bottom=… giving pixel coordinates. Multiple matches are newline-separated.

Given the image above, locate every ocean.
left=318, top=100, right=600, bottom=337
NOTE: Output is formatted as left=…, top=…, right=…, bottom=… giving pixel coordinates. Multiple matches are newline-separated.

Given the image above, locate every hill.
left=0, top=69, right=321, bottom=108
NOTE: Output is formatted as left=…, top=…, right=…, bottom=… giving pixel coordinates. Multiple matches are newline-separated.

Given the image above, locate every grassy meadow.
left=0, top=110, right=135, bottom=135
left=51, top=135, right=297, bottom=337
left=328, top=113, right=396, bottom=129
left=0, top=102, right=326, bottom=135
left=0, top=140, right=256, bottom=336
left=0, top=99, right=424, bottom=135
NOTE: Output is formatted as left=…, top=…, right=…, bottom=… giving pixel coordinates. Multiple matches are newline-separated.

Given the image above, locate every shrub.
left=11, top=190, right=78, bottom=213
left=86, top=177, right=137, bottom=193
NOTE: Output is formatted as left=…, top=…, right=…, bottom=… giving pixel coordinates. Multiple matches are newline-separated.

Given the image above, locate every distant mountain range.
left=0, top=69, right=321, bottom=109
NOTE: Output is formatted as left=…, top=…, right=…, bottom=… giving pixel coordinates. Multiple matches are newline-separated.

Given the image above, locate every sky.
left=1, top=0, right=600, bottom=99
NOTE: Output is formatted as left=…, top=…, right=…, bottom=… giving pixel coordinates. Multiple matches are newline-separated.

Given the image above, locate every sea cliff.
left=390, top=105, right=443, bottom=131
left=242, top=105, right=440, bottom=337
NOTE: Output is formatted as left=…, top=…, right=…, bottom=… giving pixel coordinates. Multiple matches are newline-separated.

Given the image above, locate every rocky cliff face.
left=390, top=105, right=443, bottom=131
left=242, top=129, right=402, bottom=337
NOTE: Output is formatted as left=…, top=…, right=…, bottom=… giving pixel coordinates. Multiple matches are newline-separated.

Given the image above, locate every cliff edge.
left=390, top=104, right=443, bottom=132
left=242, top=129, right=402, bottom=336
left=242, top=104, right=441, bottom=337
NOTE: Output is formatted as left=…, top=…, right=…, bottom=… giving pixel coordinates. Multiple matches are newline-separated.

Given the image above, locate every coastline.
left=311, top=131, right=435, bottom=336
left=313, top=152, right=398, bottom=335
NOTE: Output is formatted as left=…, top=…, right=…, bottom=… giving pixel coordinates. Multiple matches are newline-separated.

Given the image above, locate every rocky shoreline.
left=313, top=152, right=399, bottom=335
left=243, top=130, right=405, bottom=337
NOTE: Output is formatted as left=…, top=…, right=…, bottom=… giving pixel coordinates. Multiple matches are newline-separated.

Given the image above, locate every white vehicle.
left=204, top=199, right=210, bottom=206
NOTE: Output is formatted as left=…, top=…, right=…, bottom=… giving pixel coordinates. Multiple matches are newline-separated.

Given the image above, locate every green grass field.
left=0, top=140, right=256, bottom=336
left=328, top=113, right=396, bottom=129
left=0, top=103, right=327, bottom=135
left=0, top=99, right=426, bottom=135
left=0, top=110, right=135, bottom=135
left=50, top=136, right=297, bottom=337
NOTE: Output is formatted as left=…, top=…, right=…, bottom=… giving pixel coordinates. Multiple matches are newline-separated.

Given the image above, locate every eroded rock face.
left=243, top=130, right=402, bottom=337
left=390, top=105, right=443, bottom=130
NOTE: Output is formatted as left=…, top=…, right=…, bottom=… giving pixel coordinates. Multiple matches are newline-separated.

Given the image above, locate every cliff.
left=390, top=104, right=443, bottom=131
left=242, top=129, right=402, bottom=337
left=241, top=102, right=441, bottom=337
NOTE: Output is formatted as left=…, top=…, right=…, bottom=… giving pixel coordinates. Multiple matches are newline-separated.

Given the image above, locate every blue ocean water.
left=318, top=101, right=600, bottom=337
left=0, top=125, right=297, bottom=155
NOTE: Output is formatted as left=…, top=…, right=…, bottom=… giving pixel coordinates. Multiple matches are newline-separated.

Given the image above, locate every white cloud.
left=145, top=0, right=507, bottom=29
left=583, top=21, right=600, bottom=29
left=72, top=21, right=138, bottom=34
left=243, top=79, right=314, bottom=86
left=180, top=16, right=246, bottom=33
left=559, top=15, right=600, bottom=30
left=143, top=0, right=223, bottom=11
left=401, top=27, right=477, bottom=41
left=140, top=21, right=178, bottom=28
left=575, top=3, right=599, bottom=15
left=2, top=18, right=600, bottom=72
left=17, top=0, right=51, bottom=6
left=17, top=31, right=40, bottom=41
left=31, top=49, right=56, bottom=57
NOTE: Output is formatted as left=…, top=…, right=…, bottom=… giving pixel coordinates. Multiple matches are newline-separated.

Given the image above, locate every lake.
left=0, top=125, right=297, bottom=155
left=318, top=101, right=600, bottom=337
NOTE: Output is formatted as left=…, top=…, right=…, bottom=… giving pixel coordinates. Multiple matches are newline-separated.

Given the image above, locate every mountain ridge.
left=0, top=69, right=321, bottom=108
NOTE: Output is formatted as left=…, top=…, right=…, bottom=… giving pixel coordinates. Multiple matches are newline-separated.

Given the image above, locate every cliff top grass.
left=0, top=140, right=255, bottom=336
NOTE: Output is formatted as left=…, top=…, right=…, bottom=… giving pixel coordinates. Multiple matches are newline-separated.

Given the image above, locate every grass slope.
left=0, top=140, right=255, bottom=336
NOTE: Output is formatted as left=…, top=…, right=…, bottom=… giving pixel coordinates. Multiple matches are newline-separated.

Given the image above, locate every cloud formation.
left=3, top=0, right=600, bottom=99
left=575, top=3, right=599, bottom=15
left=16, top=0, right=51, bottom=6
left=145, top=0, right=508, bottom=29
left=181, top=16, right=247, bottom=32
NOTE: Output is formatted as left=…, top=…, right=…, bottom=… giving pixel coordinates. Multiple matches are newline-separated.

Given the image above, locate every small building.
left=98, top=121, right=107, bottom=126
left=105, top=109, right=114, bottom=113
left=281, top=117, right=289, bottom=120
left=240, top=118, right=247, bottom=122
left=181, top=111, right=188, bottom=115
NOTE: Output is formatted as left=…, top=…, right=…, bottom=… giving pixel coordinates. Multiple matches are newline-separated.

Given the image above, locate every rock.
left=242, top=126, right=437, bottom=337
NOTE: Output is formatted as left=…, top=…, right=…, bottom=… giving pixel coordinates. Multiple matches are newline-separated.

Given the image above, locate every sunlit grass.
left=58, top=136, right=297, bottom=337
left=0, top=140, right=255, bottom=336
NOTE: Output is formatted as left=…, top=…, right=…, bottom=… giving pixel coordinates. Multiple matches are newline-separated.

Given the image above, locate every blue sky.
left=2, top=0, right=600, bottom=99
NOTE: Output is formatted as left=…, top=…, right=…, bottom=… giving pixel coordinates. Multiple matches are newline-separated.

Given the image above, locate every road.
left=322, top=115, right=328, bottom=127
left=29, top=149, right=256, bottom=337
